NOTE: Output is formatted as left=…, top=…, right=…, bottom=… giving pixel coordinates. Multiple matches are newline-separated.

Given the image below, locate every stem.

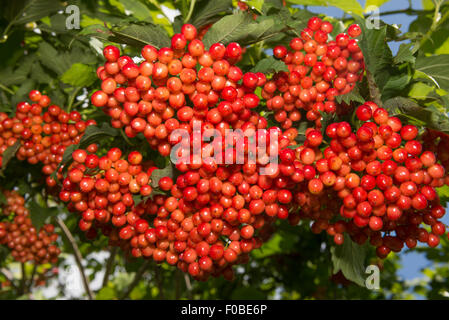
left=56, top=217, right=94, bottom=300
left=120, top=259, right=150, bottom=300
left=67, top=87, right=82, bottom=112
left=366, top=71, right=382, bottom=107
left=0, top=83, right=14, bottom=95
left=120, top=129, right=136, bottom=146
left=184, top=0, right=196, bottom=23
left=101, top=246, right=118, bottom=288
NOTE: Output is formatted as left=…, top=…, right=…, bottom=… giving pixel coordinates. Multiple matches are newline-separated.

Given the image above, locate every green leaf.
left=393, top=43, right=416, bottom=65
left=60, top=63, right=97, bottom=87
left=202, top=11, right=281, bottom=48
left=150, top=164, right=176, bottom=188
left=330, top=234, right=368, bottom=287
left=384, top=97, right=449, bottom=132
left=37, top=41, right=72, bottom=75
left=364, top=0, right=391, bottom=10
left=114, top=0, right=153, bottom=21
left=28, top=201, right=59, bottom=231
left=109, top=21, right=171, bottom=49
left=335, top=85, right=365, bottom=105
left=416, top=55, right=449, bottom=92
left=354, top=16, right=394, bottom=93
left=3, top=0, right=63, bottom=25
left=437, top=185, right=449, bottom=205
left=251, top=56, right=288, bottom=73
left=189, top=0, right=233, bottom=28
left=286, top=0, right=363, bottom=16
left=96, top=287, right=117, bottom=300
left=0, top=140, right=20, bottom=174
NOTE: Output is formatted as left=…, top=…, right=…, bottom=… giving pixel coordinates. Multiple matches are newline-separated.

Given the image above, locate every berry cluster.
left=59, top=148, right=154, bottom=238
left=262, top=18, right=364, bottom=129
left=0, top=90, right=96, bottom=187
left=91, top=23, right=267, bottom=158
left=289, top=102, right=449, bottom=258
left=0, top=190, right=60, bottom=264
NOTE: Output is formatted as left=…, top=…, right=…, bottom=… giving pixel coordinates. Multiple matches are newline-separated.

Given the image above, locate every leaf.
left=3, top=0, right=63, bottom=25
left=394, top=43, right=416, bottom=65
left=330, top=233, right=368, bottom=287
left=114, top=0, right=153, bottom=21
left=416, top=55, right=449, bottom=92
left=37, top=41, right=72, bottom=75
left=0, top=140, right=21, bottom=174
left=189, top=0, right=233, bottom=28
left=354, top=16, right=394, bottom=93
left=384, top=97, right=449, bottom=133
left=60, top=63, right=97, bottom=87
left=437, top=185, right=449, bottom=205
left=251, top=56, right=288, bottom=73
left=335, top=85, right=365, bottom=105
left=109, top=21, right=171, bottom=49
left=364, top=0, right=391, bottom=10
left=28, top=201, right=59, bottom=231
left=150, top=164, right=176, bottom=188
left=286, top=0, right=363, bottom=16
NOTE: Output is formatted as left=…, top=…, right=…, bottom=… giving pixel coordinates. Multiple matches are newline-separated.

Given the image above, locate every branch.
left=102, top=246, right=118, bottom=288
left=184, top=273, right=193, bottom=299
left=366, top=71, right=383, bottom=107
left=56, top=217, right=94, bottom=300
left=120, top=259, right=150, bottom=300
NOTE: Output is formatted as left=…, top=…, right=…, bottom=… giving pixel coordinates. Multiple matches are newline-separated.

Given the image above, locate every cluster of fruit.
left=0, top=90, right=96, bottom=187
left=0, top=190, right=60, bottom=264
left=262, top=18, right=364, bottom=129
left=91, top=23, right=268, bottom=158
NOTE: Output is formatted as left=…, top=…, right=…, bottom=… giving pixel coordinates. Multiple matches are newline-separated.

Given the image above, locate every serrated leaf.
left=109, top=21, right=171, bottom=49
left=335, top=85, right=365, bottom=105
left=60, top=63, right=97, bottom=87
left=354, top=16, right=394, bottom=93
left=287, top=0, right=363, bottom=16
left=28, top=201, right=59, bottom=231
left=114, top=0, right=153, bottom=21
left=37, top=41, right=71, bottom=75
left=189, top=0, right=233, bottom=28
left=0, top=141, right=21, bottom=174
left=251, top=56, right=288, bottom=73
left=331, top=233, right=368, bottom=287
left=416, top=55, right=449, bottom=92
left=3, top=0, right=63, bottom=25
left=394, top=43, right=416, bottom=65
left=202, top=12, right=280, bottom=48
left=384, top=97, right=449, bottom=132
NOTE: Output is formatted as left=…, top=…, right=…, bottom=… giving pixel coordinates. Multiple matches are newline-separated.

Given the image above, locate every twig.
left=184, top=273, right=193, bottom=299
left=184, top=0, right=196, bottom=23
left=366, top=71, right=382, bottom=107
left=102, top=246, right=118, bottom=288
left=0, top=83, right=14, bottom=95
left=120, top=259, right=150, bottom=300
left=56, top=217, right=94, bottom=300
left=0, top=268, right=18, bottom=290
left=154, top=265, right=165, bottom=299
